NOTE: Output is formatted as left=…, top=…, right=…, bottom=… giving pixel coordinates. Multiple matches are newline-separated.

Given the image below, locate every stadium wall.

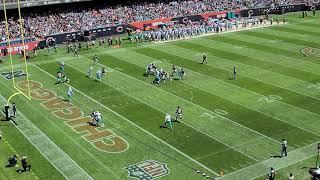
left=240, top=4, right=310, bottom=17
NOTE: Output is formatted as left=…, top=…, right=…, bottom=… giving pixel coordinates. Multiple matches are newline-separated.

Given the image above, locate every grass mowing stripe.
left=227, top=32, right=308, bottom=53
left=128, top=47, right=320, bottom=137
left=205, top=35, right=318, bottom=61
left=261, top=25, right=320, bottom=43
left=272, top=24, right=320, bottom=36
left=0, top=96, right=93, bottom=180
left=32, top=65, right=209, bottom=179
left=29, top=67, right=214, bottom=178
left=219, top=142, right=320, bottom=180
left=98, top=49, right=318, bottom=148
left=139, top=45, right=319, bottom=134
left=170, top=41, right=320, bottom=115
left=294, top=20, right=320, bottom=28
left=182, top=39, right=320, bottom=83
left=0, top=129, right=52, bottom=180
left=252, top=155, right=317, bottom=180
left=81, top=67, right=260, bottom=162
left=69, top=58, right=263, bottom=162
left=0, top=72, right=124, bottom=179
left=37, top=63, right=248, bottom=174
left=239, top=30, right=320, bottom=47
left=65, top=63, right=260, bottom=169
left=96, top=55, right=290, bottom=157
left=63, top=58, right=268, bottom=171
left=193, top=37, right=320, bottom=77
left=74, top=54, right=286, bottom=161
left=172, top=40, right=320, bottom=102
left=0, top=56, right=76, bottom=71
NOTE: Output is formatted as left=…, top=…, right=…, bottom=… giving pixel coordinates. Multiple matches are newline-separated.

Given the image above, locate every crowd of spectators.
left=1, top=0, right=27, bottom=4
left=0, top=0, right=313, bottom=42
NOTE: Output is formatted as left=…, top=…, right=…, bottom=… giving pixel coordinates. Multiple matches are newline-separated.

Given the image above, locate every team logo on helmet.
left=124, top=160, right=169, bottom=179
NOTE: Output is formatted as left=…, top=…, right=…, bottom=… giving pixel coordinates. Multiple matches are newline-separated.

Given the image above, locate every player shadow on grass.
left=301, top=166, right=314, bottom=169
left=270, top=155, right=282, bottom=158
left=16, top=168, right=31, bottom=174
left=160, top=120, right=180, bottom=129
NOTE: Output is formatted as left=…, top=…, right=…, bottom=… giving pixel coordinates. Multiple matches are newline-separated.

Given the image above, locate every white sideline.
left=0, top=96, right=93, bottom=180
left=219, top=142, right=319, bottom=180
left=33, top=65, right=220, bottom=176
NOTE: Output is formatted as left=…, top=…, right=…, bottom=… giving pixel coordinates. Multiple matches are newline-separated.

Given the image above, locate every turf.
left=0, top=116, right=64, bottom=180
left=0, top=11, right=319, bottom=179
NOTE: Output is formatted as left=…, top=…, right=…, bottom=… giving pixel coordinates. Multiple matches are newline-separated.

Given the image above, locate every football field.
left=0, top=12, right=320, bottom=180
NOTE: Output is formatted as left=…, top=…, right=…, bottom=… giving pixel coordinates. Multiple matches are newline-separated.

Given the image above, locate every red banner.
left=130, top=17, right=173, bottom=30
left=201, top=9, right=241, bottom=20
left=129, top=10, right=241, bottom=30
left=0, top=41, right=39, bottom=55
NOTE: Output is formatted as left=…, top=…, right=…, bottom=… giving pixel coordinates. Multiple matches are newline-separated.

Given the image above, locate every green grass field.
left=0, top=11, right=320, bottom=180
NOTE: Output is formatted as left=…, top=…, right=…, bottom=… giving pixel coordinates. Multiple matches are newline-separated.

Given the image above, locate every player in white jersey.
left=175, top=106, right=182, bottom=123
left=93, top=55, right=99, bottom=65
left=96, top=70, right=102, bottom=81
left=87, top=66, right=93, bottom=77
left=160, top=114, right=173, bottom=129
left=95, top=111, right=102, bottom=126
left=66, top=87, right=73, bottom=102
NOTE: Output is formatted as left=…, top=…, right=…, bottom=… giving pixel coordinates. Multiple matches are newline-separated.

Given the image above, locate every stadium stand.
left=0, top=0, right=315, bottom=42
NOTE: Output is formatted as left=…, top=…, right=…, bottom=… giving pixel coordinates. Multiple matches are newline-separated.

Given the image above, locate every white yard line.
left=219, top=142, right=319, bottom=180
left=0, top=96, right=93, bottom=180
left=0, top=57, right=75, bottom=71
left=63, top=58, right=260, bottom=162
left=186, top=81, right=320, bottom=137
left=99, top=51, right=296, bottom=149
left=176, top=41, right=320, bottom=102
left=201, top=36, right=320, bottom=77
left=34, top=65, right=220, bottom=176
left=135, top=47, right=320, bottom=137
left=0, top=79, right=122, bottom=179
left=152, top=44, right=320, bottom=115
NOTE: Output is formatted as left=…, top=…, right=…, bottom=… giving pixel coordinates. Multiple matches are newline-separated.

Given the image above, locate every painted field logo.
left=16, top=80, right=129, bottom=153
left=300, top=47, right=320, bottom=57
left=1, top=70, right=27, bottom=80
left=125, top=160, right=169, bottom=179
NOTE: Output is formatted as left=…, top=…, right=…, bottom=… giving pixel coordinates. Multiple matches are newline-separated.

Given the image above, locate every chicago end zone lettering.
left=17, top=80, right=129, bottom=153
